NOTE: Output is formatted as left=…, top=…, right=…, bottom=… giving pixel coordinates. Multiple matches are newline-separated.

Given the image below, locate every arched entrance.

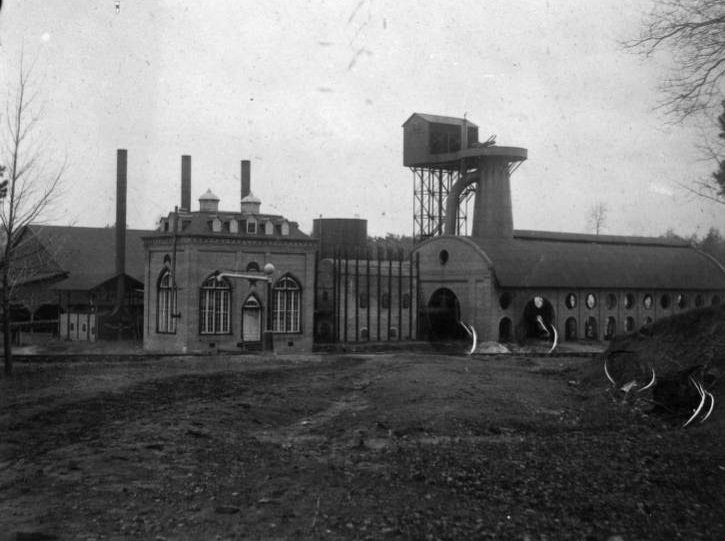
left=498, top=317, right=513, bottom=342
left=518, top=296, right=556, bottom=342
left=424, top=288, right=465, bottom=341
left=241, top=294, right=262, bottom=344
left=565, top=317, right=577, bottom=341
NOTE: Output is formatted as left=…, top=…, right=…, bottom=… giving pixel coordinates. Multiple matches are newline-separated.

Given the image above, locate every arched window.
left=604, top=317, right=616, bottom=340
left=273, top=274, right=301, bottom=333
left=200, top=274, right=231, bottom=334
left=157, top=269, right=177, bottom=333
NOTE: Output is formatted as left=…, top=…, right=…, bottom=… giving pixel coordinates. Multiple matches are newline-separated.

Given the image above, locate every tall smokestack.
left=241, top=160, right=251, bottom=200
left=181, top=155, right=191, bottom=211
left=116, top=149, right=127, bottom=278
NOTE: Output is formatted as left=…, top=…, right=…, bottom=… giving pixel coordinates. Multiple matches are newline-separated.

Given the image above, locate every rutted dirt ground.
left=0, top=352, right=723, bottom=540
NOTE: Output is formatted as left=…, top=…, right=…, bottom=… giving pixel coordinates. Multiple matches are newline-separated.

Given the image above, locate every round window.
left=439, top=250, right=449, bottom=265
left=499, top=292, right=512, bottom=310
left=605, top=293, right=617, bottom=310
left=585, top=293, right=597, bottom=309
left=565, top=293, right=577, bottom=309
left=624, top=293, right=635, bottom=310
left=660, top=294, right=671, bottom=309
left=695, top=294, right=704, bottom=308
left=676, top=294, right=688, bottom=309
left=643, top=294, right=653, bottom=310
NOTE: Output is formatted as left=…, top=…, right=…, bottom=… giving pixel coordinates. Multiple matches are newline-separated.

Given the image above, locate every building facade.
left=143, top=160, right=317, bottom=354
left=406, top=113, right=725, bottom=346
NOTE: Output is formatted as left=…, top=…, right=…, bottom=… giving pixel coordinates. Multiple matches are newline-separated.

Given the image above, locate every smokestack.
left=181, top=155, right=191, bottom=211
left=116, top=149, right=127, bottom=278
left=241, top=160, right=251, bottom=200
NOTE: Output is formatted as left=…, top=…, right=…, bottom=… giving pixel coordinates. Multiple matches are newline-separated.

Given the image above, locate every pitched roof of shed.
left=25, top=225, right=150, bottom=291
left=473, top=230, right=725, bottom=290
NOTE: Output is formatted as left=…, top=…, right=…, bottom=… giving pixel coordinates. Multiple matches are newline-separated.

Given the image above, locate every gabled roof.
left=22, top=225, right=151, bottom=291
left=402, top=112, right=478, bottom=128
left=471, top=230, right=725, bottom=290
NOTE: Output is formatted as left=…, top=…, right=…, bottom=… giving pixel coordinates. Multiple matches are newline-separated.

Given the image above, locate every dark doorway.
left=518, top=296, right=556, bottom=341
left=498, top=317, right=513, bottom=342
left=565, top=317, right=577, bottom=341
left=424, top=288, right=464, bottom=341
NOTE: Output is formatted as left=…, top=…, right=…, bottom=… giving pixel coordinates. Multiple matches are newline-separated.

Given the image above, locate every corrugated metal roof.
left=470, top=231, right=725, bottom=290
left=402, top=112, right=478, bottom=128
left=26, top=225, right=150, bottom=291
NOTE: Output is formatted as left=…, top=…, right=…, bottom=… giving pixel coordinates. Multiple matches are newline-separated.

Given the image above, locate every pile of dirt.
left=605, top=304, right=725, bottom=381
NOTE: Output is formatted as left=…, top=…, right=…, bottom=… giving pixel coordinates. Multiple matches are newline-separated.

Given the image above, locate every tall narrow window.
left=157, top=269, right=177, bottom=333
left=200, top=274, right=231, bottom=334
left=273, top=275, right=301, bottom=333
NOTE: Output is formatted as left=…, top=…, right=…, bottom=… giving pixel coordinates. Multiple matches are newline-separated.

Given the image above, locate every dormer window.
left=247, top=219, right=257, bottom=234
left=265, top=221, right=274, bottom=235
left=281, top=221, right=289, bottom=236
left=229, top=219, right=238, bottom=233
left=212, top=217, right=222, bottom=232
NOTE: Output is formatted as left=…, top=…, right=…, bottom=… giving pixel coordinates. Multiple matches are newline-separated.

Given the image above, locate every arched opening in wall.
left=423, top=288, right=464, bottom=342
left=498, top=317, right=513, bottom=342
left=604, top=317, right=616, bottom=340
left=625, top=317, right=635, bottom=333
left=565, top=317, right=577, bottom=341
left=584, top=316, right=598, bottom=340
left=241, top=294, right=262, bottom=344
left=517, top=296, right=555, bottom=342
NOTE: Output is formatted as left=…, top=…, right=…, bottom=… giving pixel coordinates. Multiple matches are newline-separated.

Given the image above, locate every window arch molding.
left=199, top=272, right=232, bottom=335
left=272, top=273, right=302, bottom=333
left=157, top=268, right=177, bottom=334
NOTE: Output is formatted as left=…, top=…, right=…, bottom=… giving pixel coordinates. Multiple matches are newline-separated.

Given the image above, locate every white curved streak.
left=638, top=368, right=656, bottom=392
left=459, top=321, right=472, bottom=338
left=683, top=378, right=706, bottom=428
left=547, top=325, right=558, bottom=354
left=469, top=324, right=478, bottom=355
left=699, top=391, right=715, bottom=424
left=604, top=358, right=616, bottom=386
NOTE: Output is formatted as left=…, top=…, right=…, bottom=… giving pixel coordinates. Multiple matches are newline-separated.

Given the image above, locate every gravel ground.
left=0, top=352, right=722, bottom=540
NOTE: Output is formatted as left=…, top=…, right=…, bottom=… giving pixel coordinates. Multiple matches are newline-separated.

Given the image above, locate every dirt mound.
left=606, top=304, right=725, bottom=382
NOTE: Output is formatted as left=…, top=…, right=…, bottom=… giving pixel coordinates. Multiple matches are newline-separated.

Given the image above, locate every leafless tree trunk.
left=624, top=0, right=725, bottom=122
left=587, top=202, right=608, bottom=235
left=1, top=55, right=64, bottom=376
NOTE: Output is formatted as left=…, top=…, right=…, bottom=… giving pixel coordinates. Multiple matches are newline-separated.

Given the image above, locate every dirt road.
left=0, top=353, right=722, bottom=540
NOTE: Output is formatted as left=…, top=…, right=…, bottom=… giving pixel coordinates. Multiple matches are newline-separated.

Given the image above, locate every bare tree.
left=625, top=0, right=725, bottom=122
left=587, top=202, right=608, bottom=235
left=1, top=55, right=64, bottom=375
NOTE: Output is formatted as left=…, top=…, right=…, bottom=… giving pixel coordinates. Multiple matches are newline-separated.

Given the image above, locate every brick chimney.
left=181, top=155, right=191, bottom=211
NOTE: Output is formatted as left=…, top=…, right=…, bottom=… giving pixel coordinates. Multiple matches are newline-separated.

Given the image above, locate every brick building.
left=142, top=158, right=317, bottom=354
left=406, top=113, right=725, bottom=346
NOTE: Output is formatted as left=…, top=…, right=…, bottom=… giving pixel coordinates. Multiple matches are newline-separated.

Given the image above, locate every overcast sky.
left=0, top=0, right=723, bottom=238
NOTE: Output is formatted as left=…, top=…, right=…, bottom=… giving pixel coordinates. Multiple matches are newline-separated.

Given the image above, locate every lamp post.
left=217, top=262, right=276, bottom=352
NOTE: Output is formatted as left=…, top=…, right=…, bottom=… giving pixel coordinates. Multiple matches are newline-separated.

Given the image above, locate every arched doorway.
left=241, top=294, right=262, bottom=344
left=498, top=317, right=513, bottom=342
left=518, top=296, right=556, bottom=341
left=585, top=316, right=598, bottom=340
left=565, top=317, right=577, bottom=341
left=425, top=288, right=464, bottom=341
